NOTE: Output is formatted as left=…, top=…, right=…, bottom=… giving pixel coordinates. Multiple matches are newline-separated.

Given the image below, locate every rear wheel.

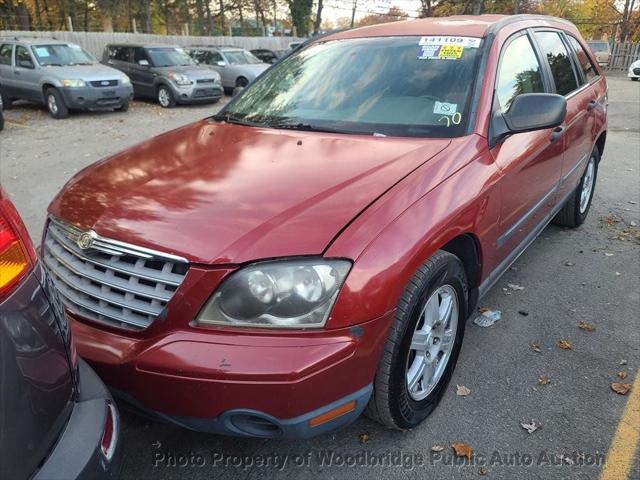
left=366, top=251, right=468, bottom=430
left=554, top=148, right=599, bottom=228
left=157, top=85, right=176, bottom=108
left=45, top=88, right=69, bottom=119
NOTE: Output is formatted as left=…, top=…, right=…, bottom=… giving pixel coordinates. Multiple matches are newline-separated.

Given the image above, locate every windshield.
left=222, top=36, right=482, bottom=137
left=31, top=44, right=96, bottom=66
left=223, top=50, right=262, bottom=65
left=588, top=42, right=609, bottom=52
left=147, top=47, right=195, bottom=67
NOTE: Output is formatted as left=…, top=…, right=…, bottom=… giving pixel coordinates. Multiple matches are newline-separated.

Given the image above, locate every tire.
left=45, top=88, right=69, bottom=119
left=553, top=148, right=599, bottom=228
left=157, top=85, right=176, bottom=108
left=116, top=100, right=130, bottom=112
left=366, top=250, right=468, bottom=430
left=1, top=91, right=13, bottom=110
left=631, top=77, right=639, bottom=81
left=235, top=76, right=249, bottom=88
left=0, top=111, right=4, bottom=131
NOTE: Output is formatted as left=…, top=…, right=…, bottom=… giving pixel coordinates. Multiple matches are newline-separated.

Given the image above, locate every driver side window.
left=496, top=35, right=544, bottom=112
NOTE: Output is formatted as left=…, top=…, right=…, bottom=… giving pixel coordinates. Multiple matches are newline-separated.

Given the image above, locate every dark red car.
left=45, top=15, right=607, bottom=438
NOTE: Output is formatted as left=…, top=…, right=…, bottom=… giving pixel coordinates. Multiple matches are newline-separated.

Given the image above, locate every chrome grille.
left=43, top=217, right=188, bottom=330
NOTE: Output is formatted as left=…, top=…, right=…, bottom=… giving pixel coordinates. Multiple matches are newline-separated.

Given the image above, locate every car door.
left=215, top=51, right=233, bottom=87
left=0, top=44, right=15, bottom=97
left=12, top=45, right=41, bottom=102
left=129, top=47, right=155, bottom=97
left=490, top=31, right=564, bottom=255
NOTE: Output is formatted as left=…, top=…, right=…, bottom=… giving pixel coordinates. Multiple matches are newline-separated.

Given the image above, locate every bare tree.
left=314, top=0, right=323, bottom=34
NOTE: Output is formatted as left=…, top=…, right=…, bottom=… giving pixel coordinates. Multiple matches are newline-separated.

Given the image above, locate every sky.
left=320, top=0, right=425, bottom=23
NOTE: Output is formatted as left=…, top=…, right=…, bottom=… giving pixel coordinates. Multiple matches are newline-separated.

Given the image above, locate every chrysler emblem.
left=77, top=230, right=96, bottom=250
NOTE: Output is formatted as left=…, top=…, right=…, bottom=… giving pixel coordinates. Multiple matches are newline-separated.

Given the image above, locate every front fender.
left=326, top=135, right=502, bottom=329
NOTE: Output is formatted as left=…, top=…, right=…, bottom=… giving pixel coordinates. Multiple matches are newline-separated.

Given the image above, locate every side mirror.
left=138, top=59, right=150, bottom=67
left=216, top=61, right=226, bottom=67
left=503, top=93, right=566, bottom=133
left=19, top=59, right=34, bottom=69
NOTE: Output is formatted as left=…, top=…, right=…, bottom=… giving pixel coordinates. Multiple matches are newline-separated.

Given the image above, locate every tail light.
left=0, top=187, right=36, bottom=300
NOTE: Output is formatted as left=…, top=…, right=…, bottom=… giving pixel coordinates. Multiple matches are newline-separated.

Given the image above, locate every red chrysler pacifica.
left=45, top=15, right=607, bottom=438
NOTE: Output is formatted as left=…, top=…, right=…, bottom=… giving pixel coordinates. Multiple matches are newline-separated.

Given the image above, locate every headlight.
left=121, top=75, right=131, bottom=85
left=196, top=258, right=351, bottom=328
left=168, top=72, right=192, bottom=85
left=61, top=79, right=85, bottom=88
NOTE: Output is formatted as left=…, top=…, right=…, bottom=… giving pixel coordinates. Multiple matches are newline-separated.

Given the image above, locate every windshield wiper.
left=212, top=113, right=267, bottom=128
left=269, top=121, right=364, bottom=136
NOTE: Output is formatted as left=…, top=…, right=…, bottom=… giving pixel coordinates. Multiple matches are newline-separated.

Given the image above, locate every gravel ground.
left=0, top=76, right=638, bottom=480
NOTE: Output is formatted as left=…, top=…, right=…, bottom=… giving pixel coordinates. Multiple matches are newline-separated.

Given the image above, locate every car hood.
left=46, top=64, right=125, bottom=80
left=153, top=65, right=219, bottom=80
left=49, top=120, right=451, bottom=264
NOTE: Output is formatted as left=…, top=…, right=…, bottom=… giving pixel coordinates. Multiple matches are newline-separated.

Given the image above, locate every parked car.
left=250, top=48, right=279, bottom=64
left=103, top=43, right=223, bottom=108
left=628, top=59, right=640, bottom=81
left=46, top=15, right=607, bottom=438
left=0, top=94, right=4, bottom=130
left=0, top=186, right=121, bottom=478
left=186, top=46, right=269, bottom=92
left=587, top=40, right=611, bottom=67
left=0, top=38, right=133, bottom=119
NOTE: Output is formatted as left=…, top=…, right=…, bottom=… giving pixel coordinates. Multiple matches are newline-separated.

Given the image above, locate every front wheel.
left=631, top=77, right=639, bottom=81
left=235, top=76, right=249, bottom=88
left=45, top=88, right=69, bottom=119
left=157, top=85, right=176, bottom=108
left=554, top=148, right=599, bottom=228
left=116, top=100, right=130, bottom=112
left=366, top=250, right=468, bottom=430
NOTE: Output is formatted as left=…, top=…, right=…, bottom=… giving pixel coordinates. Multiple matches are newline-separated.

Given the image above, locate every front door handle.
left=550, top=126, right=565, bottom=143
left=587, top=99, right=598, bottom=112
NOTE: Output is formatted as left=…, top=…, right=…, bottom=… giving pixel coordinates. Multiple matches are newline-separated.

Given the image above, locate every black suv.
left=0, top=187, right=121, bottom=479
left=103, top=43, right=223, bottom=108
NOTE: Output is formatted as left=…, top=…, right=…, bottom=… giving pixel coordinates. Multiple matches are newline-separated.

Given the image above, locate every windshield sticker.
left=419, top=36, right=481, bottom=48
left=434, top=101, right=458, bottom=115
left=418, top=44, right=464, bottom=60
left=34, top=47, right=50, bottom=57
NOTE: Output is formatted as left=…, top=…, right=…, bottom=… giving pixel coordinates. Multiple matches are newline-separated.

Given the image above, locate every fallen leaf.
left=359, top=433, right=370, bottom=443
left=538, top=375, right=551, bottom=385
left=450, top=442, right=473, bottom=459
left=431, top=444, right=445, bottom=452
left=478, top=306, right=490, bottom=313
left=479, top=466, right=488, bottom=475
left=518, top=310, right=529, bottom=316
left=611, top=383, right=631, bottom=395
left=578, top=321, right=596, bottom=332
left=531, top=342, right=541, bottom=353
left=558, top=340, right=573, bottom=350
left=456, top=385, right=471, bottom=396
left=507, top=283, right=525, bottom=291
left=617, top=371, right=627, bottom=379
left=521, top=420, right=539, bottom=434
left=564, top=261, right=575, bottom=266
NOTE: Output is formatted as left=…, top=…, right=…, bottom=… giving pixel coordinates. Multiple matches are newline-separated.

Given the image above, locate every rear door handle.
left=587, top=100, right=598, bottom=112
left=550, top=126, right=565, bottom=143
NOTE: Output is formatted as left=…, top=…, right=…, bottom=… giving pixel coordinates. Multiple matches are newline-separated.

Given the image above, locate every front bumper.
left=60, top=85, right=133, bottom=110
left=69, top=310, right=394, bottom=439
left=169, top=82, right=224, bottom=104
left=34, top=360, right=122, bottom=480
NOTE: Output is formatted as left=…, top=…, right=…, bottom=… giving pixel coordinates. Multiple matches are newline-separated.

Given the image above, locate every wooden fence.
left=605, top=42, right=640, bottom=71
left=0, top=31, right=304, bottom=58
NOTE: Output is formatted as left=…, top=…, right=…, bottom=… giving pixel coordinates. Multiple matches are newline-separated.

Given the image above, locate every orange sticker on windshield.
left=438, top=45, right=464, bottom=59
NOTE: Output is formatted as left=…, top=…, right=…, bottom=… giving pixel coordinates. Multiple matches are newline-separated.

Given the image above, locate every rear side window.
left=568, top=36, right=598, bottom=82
left=496, top=35, right=545, bottom=111
left=108, top=46, right=131, bottom=62
left=0, top=44, right=12, bottom=65
left=134, top=48, right=149, bottom=64
left=535, top=31, right=579, bottom=96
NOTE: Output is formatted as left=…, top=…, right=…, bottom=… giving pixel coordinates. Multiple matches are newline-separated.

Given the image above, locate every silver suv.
left=186, top=46, right=269, bottom=92
left=0, top=37, right=133, bottom=119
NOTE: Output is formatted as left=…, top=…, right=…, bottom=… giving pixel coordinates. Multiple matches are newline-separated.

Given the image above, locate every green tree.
left=287, top=0, right=311, bottom=36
